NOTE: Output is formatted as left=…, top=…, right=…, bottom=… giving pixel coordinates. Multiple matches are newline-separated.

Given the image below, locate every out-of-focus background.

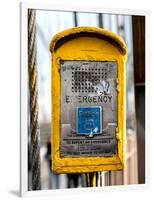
left=28, top=10, right=145, bottom=190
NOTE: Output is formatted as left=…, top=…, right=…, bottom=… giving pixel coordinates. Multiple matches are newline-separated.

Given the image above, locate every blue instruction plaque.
left=77, top=106, right=102, bottom=135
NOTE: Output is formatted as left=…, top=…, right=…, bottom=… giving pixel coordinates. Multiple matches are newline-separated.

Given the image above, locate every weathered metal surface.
left=60, top=61, right=118, bottom=157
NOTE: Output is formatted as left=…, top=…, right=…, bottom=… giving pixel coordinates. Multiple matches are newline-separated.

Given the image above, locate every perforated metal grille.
left=71, top=65, right=109, bottom=93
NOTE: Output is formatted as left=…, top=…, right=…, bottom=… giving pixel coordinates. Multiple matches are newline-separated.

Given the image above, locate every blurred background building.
left=28, top=10, right=145, bottom=190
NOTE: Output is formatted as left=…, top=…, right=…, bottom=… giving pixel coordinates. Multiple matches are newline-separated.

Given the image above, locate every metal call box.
left=50, top=27, right=127, bottom=173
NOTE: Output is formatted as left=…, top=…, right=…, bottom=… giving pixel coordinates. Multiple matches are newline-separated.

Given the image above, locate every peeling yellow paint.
left=50, top=26, right=127, bottom=173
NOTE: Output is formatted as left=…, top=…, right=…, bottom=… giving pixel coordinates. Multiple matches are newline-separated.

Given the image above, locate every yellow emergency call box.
left=49, top=27, right=127, bottom=173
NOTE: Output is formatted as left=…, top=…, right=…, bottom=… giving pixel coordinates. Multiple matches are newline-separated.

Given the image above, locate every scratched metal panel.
left=60, top=60, right=118, bottom=157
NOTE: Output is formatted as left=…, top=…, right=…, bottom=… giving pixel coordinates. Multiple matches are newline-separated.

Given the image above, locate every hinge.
left=116, top=78, right=120, bottom=93
left=56, top=57, right=61, bottom=72
left=116, top=127, right=121, bottom=142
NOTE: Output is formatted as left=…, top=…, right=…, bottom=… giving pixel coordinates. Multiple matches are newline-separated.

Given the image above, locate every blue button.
left=77, top=107, right=102, bottom=135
